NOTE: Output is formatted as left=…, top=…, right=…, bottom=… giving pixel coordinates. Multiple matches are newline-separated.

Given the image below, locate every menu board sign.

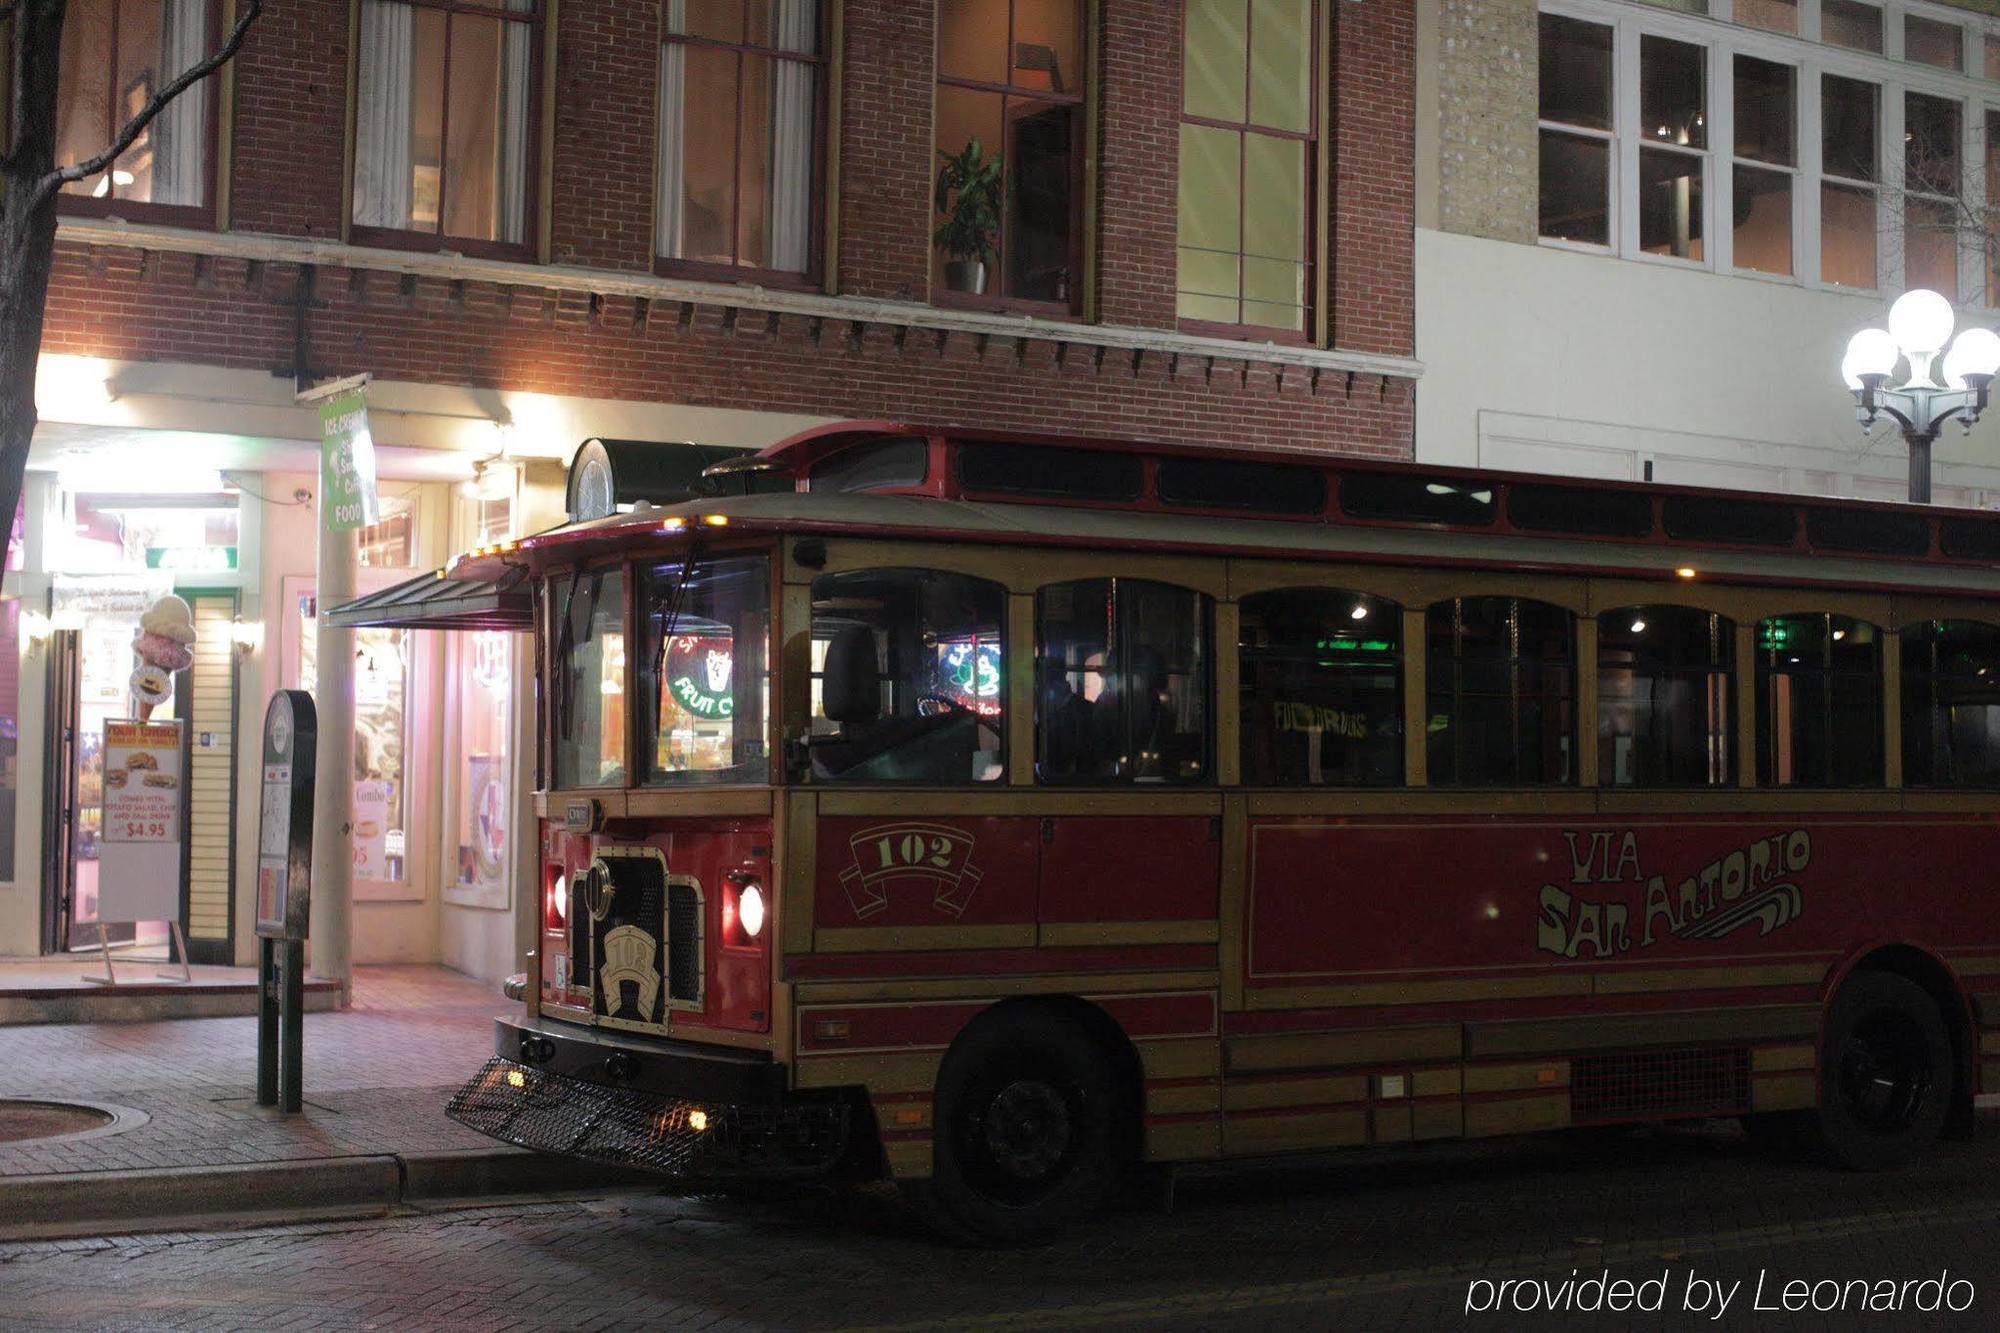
left=99, top=719, right=186, bottom=923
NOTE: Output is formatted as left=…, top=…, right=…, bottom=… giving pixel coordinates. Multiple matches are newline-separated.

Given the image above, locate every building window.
left=1597, top=606, right=1733, bottom=787
left=1639, top=35, right=1707, bottom=262
left=1902, top=620, right=2000, bottom=788
left=1822, top=74, right=1878, bottom=290
left=1238, top=588, right=1402, bottom=786
left=1734, top=0, right=1795, bottom=37
left=1823, top=0, right=1882, bottom=55
left=352, top=0, right=540, bottom=254
left=1426, top=596, right=1574, bottom=786
left=1986, top=110, right=2000, bottom=307
left=658, top=0, right=823, bottom=281
left=1538, top=12, right=1613, bottom=247
left=935, top=0, right=1085, bottom=308
left=1177, top=0, right=1320, bottom=335
left=56, top=0, right=217, bottom=217
left=1754, top=613, right=1881, bottom=788
left=1904, top=14, right=1963, bottom=73
left=1731, top=56, right=1794, bottom=276
left=1904, top=92, right=1960, bottom=300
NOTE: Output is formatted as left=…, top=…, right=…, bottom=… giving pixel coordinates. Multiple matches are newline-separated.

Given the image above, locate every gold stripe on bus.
left=1222, top=1074, right=1368, bottom=1112
left=881, top=1138, right=933, bottom=1180
left=1982, top=1032, right=2000, bottom=1057
left=1223, top=1107, right=1368, bottom=1157
left=792, top=970, right=1220, bottom=1005
left=1589, top=962, right=1826, bottom=995
left=789, top=539, right=1230, bottom=599
left=1145, top=1084, right=1222, bottom=1116
left=1751, top=1044, right=1817, bottom=1073
left=1246, top=791, right=1599, bottom=818
left=623, top=788, right=774, bottom=819
left=1465, top=1005, right=1821, bottom=1060
left=1984, top=1058, right=2000, bottom=1092
left=1039, top=921, right=1220, bottom=948
left=1973, top=993, right=2000, bottom=1026
left=1246, top=974, right=1589, bottom=1009
left=812, top=924, right=1038, bottom=953
left=1950, top=956, right=2000, bottom=977
left=1225, top=1025, right=1461, bottom=1074
left=1752, top=1074, right=1818, bottom=1113
left=1147, top=1119, right=1221, bottom=1163
left=1412, top=1067, right=1463, bottom=1097
left=793, top=1050, right=940, bottom=1094
left=533, top=788, right=627, bottom=820
left=1462, top=1061, right=1569, bottom=1095
left=1464, top=1094, right=1570, bottom=1138
left=1136, top=1037, right=1222, bottom=1081
left=814, top=790, right=1223, bottom=817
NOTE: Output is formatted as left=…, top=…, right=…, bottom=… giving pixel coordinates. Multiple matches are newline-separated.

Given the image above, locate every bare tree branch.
left=32, top=0, right=263, bottom=210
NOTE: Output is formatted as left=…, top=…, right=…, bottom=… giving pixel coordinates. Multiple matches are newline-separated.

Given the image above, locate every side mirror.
left=821, top=625, right=882, bottom=726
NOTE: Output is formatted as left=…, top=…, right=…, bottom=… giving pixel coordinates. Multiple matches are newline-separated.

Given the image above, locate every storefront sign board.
left=319, top=386, right=381, bottom=531
left=99, top=719, right=185, bottom=924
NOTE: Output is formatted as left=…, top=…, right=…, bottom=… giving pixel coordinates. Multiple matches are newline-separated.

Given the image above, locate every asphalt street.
left=4, top=1110, right=1999, bottom=1330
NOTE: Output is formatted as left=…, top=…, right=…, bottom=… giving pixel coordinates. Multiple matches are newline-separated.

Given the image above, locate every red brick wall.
left=1093, top=1, right=1179, bottom=331
left=1331, top=0, right=1415, bottom=358
left=550, top=0, right=659, bottom=272
left=836, top=0, right=935, bottom=301
left=228, top=0, right=349, bottom=238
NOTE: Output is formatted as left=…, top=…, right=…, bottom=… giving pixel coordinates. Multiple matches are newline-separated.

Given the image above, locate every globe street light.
left=1842, top=289, right=2000, bottom=504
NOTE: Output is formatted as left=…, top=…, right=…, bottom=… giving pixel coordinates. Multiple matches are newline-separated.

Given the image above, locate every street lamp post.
left=1841, top=289, right=2000, bottom=505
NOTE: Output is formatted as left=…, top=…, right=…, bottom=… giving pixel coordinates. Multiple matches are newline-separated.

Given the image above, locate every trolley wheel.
left=1804, top=972, right=1952, bottom=1171
left=911, top=1008, right=1124, bottom=1245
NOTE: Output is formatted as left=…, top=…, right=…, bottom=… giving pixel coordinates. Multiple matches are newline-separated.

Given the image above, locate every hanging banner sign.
left=99, top=719, right=186, bottom=924
left=320, top=386, right=381, bottom=532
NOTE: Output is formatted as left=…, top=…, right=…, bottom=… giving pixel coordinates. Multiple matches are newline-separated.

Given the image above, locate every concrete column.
left=310, top=502, right=356, bottom=998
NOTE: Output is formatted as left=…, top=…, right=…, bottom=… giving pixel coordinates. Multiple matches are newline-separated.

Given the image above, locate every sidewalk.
left=0, top=965, right=647, bottom=1238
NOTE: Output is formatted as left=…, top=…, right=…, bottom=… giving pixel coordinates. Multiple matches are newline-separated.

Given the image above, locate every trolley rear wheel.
left=1803, top=972, right=1952, bottom=1171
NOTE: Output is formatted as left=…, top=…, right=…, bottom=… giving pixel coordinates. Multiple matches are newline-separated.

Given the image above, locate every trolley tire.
left=914, top=1008, right=1124, bottom=1245
left=1803, top=972, right=1952, bottom=1171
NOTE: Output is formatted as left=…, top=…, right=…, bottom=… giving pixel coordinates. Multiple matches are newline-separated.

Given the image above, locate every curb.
left=0, top=1149, right=656, bottom=1243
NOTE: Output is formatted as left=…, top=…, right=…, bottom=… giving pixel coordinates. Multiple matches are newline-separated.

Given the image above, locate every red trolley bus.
left=336, top=422, right=2000, bottom=1242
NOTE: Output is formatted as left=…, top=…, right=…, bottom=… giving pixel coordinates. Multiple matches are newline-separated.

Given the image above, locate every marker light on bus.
left=702, top=514, right=730, bottom=527
left=687, top=1108, right=710, bottom=1133
left=551, top=874, right=568, bottom=924
left=661, top=517, right=686, bottom=532
left=1675, top=567, right=1697, bottom=580
left=1349, top=604, right=1369, bottom=620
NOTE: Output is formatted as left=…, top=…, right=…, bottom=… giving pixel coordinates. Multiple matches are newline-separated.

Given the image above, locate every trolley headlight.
left=738, top=883, right=766, bottom=939
left=550, top=873, right=568, bottom=924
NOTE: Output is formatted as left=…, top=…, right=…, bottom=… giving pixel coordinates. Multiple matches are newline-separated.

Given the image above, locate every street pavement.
left=2, top=1111, right=1998, bottom=1330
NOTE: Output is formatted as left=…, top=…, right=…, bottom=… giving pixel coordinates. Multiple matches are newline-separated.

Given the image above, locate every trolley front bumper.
left=446, top=1018, right=850, bottom=1178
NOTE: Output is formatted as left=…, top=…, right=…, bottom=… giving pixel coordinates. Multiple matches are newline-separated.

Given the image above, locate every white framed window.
left=1536, top=1, right=2000, bottom=309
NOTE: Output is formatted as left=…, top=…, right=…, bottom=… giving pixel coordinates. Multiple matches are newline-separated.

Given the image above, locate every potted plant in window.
left=934, top=138, right=1003, bottom=296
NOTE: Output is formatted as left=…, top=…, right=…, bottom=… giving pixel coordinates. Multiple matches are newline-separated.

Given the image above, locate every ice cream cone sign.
left=133, top=595, right=197, bottom=721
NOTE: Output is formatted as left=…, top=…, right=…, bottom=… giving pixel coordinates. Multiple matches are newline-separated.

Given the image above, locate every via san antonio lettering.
left=1536, top=828, right=1810, bottom=960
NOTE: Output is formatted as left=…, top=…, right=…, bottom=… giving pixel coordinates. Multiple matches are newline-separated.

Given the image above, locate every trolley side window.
left=1754, top=613, right=1882, bottom=787
left=1426, top=595, right=1575, bottom=786
left=808, top=569, right=1006, bottom=783
left=1901, top=619, right=2000, bottom=788
left=552, top=566, right=628, bottom=789
left=640, top=555, right=772, bottom=786
left=1238, top=587, right=1402, bottom=785
left=1597, top=605, right=1735, bottom=787
left=1036, top=578, right=1210, bottom=784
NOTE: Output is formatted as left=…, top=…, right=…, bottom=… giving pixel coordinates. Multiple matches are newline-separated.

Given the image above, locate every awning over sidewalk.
left=324, top=563, right=534, bottom=632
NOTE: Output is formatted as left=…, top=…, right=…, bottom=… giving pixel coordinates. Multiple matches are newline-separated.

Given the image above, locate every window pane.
left=643, top=556, right=771, bottom=786
left=678, top=44, right=740, bottom=263
left=681, top=0, right=747, bottom=43
left=1013, top=0, right=1081, bottom=95
left=938, top=0, right=1006, bottom=85
left=1597, top=606, right=1734, bottom=787
left=1733, top=165, right=1792, bottom=276
left=1988, top=35, right=2000, bottom=83
left=1821, top=76, right=1876, bottom=183
left=1539, top=130, right=1610, bottom=245
left=1905, top=93, right=1960, bottom=198
left=553, top=567, right=627, bottom=789
left=1426, top=597, right=1574, bottom=786
left=1248, top=0, right=1312, bottom=133
left=1037, top=579, right=1208, bottom=785
left=1242, top=132, right=1306, bottom=330
left=736, top=49, right=772, bottom=266
left=1822, top=182, right=1877, bottom=289
left=1732, top=57, right=1793, bottom=168
left=1639, top=149, right=1704, bottom=260
left=1009, top=102, right=1076, bottom=302
left=1538, top=14, right=1612, bottom=132
left=353, top=1, right=447, bottom=231
left=1178, top=123, right=1243, bottom=322
left=935, top=85, right=1005, bottom=291
left=959, top=442, right=1144, bottom=500
left=1185, top=0, right=1249, bottom=122
left=56, top=0, right=114, bottom=198
left=1905, top=15, right=1963, bottom=72
left=443, top=14, right=505, bottom=242
left=1907, top=197, right=1958, bottom=300
left=1822, top=0, right=1882, bottom=54
left=1239, top=589, right=1402, bottom=786
left=1733, top=0, right=1795, bottom=36
left=1903, top=621, right=2000, bottom=788
left=810, top=439, right=929, bottom=492
left=1754, top=615, right=1881, bottom=788
left=1640, top=36, right=1706, bottom=152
